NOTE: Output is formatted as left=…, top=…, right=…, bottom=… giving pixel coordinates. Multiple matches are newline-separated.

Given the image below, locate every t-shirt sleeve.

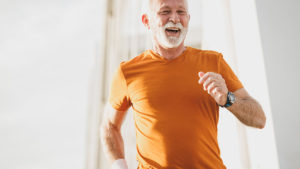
left=108, top=64, right=131, bottom=111
left=218, top=53, right=243, bottom=92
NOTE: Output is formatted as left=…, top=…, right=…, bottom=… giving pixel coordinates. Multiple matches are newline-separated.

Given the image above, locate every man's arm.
left=100, top=103, right=129, bottom=168
left=198, top=72, right=266, bottom=129
left=227, top=88, right=266, bottom=128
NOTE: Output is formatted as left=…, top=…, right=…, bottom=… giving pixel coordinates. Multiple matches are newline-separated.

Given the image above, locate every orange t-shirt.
left=109, top=47, right=243, bottom=169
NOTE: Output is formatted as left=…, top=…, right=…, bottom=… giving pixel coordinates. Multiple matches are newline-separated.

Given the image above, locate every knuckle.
left=207, top=72, right=213, bottom=76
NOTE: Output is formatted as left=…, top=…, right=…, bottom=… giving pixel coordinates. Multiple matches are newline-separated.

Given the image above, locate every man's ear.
left=142, top=14, right=150, bottom=29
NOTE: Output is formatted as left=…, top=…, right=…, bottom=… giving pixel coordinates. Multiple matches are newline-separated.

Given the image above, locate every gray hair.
left=141, top=0, right=189, bottom=15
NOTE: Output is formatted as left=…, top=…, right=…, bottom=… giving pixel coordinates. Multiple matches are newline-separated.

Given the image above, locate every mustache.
left=163, top=22, right=184, bottom=29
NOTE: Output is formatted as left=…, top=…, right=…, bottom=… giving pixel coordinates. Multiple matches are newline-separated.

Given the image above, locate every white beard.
left=151, top=22, right=188, bottom=48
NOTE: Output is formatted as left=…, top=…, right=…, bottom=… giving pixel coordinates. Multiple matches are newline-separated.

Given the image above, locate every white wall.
left=0, top=0, right=103, bottom=168
left=255, top=0, right=300, bottom=168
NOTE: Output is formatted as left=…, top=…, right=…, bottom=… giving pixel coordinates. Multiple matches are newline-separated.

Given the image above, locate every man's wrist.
left=220, top=91, right=235, bottom=108
left=111, top=159, right=128, bottom=169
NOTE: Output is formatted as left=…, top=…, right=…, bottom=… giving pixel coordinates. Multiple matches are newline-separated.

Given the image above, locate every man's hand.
left=198, top=72, right=228, bottom=106
left=198, top=72, right=266, bottom=128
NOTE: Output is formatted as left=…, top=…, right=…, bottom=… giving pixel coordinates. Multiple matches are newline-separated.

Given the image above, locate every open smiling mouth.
left=165, top=27, right=181, bottom=35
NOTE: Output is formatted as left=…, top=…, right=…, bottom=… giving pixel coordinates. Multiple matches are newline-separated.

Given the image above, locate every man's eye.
left=178, top=10, right=186, bottom=14
left=160, top=11, right=170, bottom=14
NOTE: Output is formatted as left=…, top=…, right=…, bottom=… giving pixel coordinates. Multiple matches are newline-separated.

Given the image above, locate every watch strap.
left=220, top=92, right=235, bottom=108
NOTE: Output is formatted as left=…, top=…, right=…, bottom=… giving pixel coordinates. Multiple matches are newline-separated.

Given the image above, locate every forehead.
left=150, top=0, right=188, bottom=10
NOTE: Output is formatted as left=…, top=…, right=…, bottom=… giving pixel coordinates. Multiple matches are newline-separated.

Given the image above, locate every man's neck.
left=152, top=43, right=186, bottom=60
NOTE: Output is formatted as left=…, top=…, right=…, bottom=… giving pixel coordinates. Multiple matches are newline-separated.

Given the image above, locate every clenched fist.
left=198, top=72, right=228, bottom=106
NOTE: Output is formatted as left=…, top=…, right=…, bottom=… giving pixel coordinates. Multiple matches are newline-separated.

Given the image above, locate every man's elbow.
left=256, top=112, right=266, bottom=129
left=100, top=123, right=107, bottom=144
left=257, top=121, right=266, bottom=129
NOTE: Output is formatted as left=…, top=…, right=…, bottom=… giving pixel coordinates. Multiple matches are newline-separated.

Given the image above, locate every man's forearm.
left=227, top=96, right=266, bottom=129
left=100, top=124, right=125, bottom=164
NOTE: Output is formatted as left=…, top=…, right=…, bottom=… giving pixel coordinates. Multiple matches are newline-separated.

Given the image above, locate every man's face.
left=147, top=0, right=190, bottom=48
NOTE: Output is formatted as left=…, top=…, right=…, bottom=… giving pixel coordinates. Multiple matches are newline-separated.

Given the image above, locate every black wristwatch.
left=220, top=91, right=235, bottom=108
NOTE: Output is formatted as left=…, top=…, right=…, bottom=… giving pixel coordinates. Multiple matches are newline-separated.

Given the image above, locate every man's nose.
left=169, top=12, right=180, bottom=23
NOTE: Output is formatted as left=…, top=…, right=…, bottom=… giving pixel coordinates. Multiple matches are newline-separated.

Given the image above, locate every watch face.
left=229, top=92, right=236, bottom=103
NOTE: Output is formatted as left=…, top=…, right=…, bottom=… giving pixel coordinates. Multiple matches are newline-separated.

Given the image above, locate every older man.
left=100, top=0, right=266, bottom=168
